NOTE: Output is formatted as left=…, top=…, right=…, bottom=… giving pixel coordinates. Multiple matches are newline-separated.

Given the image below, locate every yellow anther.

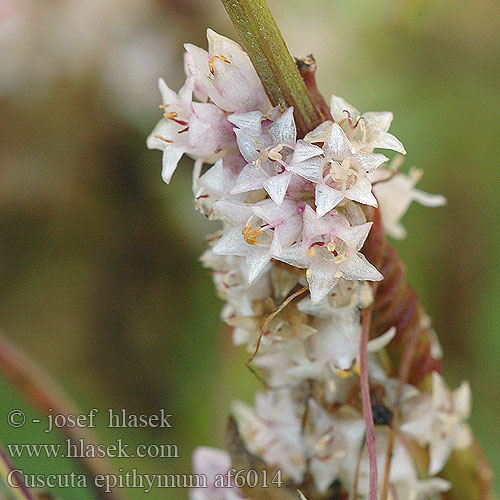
left=164, top=111, right=178, bottom=120
left=334, top=253, right=347, bottom=264
left=154, top=134, right=173, bottom=143
left=209, top=55, right=231, bottom=74
left=315, top=434, right=331, bottom=453
left=159, top=104, right=169, bottom=109
left=268, top=144, right=283, bottom=162
left=353, top=361, right=361, bottom=376
left=306, top=268, right=313, bottom=278
left=335, top=367, right=354, bottom=379
left=326, top=241, right=336, bottom=252
left=242, top=221, right=263, bottom=245
left=306, top=247, right=316, bottom=258
left=327, top=379, right=336, bottom=394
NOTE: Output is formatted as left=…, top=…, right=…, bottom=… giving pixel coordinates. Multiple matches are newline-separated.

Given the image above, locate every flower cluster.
left=148, top=30, right=468, bottom=500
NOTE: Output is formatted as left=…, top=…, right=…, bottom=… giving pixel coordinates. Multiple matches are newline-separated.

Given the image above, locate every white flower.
left=190, top=447, right=245, bottom=500
left=293, top=122, right=388, bottom=215
left=277, top=206, right=382, bottom=304
left=232, top=391, right=306, bottom=483
left=252, top=339, right=312, bottom=387
left=149, top=30, right=457, bottom=499
left=200, top=250, right=271, bottom=319
left=401, top=371, right=472, bottom=475
left=352, top=429, right=417, bottom=499
left=193, top=157, right=246, bottom=215
left=393, top=477, right=451, bottom=500
left=212, top=198, right=303, bottom=284
left=305, top=400, right=365, bottom=493
left=330, top=95, right=406, bottom=154
left=147, top=77, right=235, bottom=183
left=372, top=166, right=446, bottom=239
left=228, top=107, right=302, bottom=205
left=185, top=29, right=269, bottom=113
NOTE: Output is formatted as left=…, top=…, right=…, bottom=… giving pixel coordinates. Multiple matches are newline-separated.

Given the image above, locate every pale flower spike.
left=148, top=29, right=470, bottom=500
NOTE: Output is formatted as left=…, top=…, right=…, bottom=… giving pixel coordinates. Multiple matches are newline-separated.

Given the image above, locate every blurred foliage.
left=0, top=0, right=498, bottom=498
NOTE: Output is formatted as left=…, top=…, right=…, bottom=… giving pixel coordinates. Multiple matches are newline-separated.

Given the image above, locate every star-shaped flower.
left=292, top=122, right=388, bottom=216
left=147, top=77, right=235, bottom=183
left=330, top=95, right=407, bottom=154
left=232, top=391, right=306, bottom=483
left=305, top=400, right=365, bottom=493
left=185, top=29, right=269, bottom=113
left=212, top=198, right=302, bottom=284
left=372, top=166, right=446, bottom=239
left=190, top=447, right=246, bottom=500
left=401, top=371, right=472, bottom=475
left=276, top=206, right=383, bottom=304
left=228, top=107, right=300, bottom=205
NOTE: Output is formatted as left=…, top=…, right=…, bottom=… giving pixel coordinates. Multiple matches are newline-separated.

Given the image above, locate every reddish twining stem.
left=360, top=304, right=379, bottom=500
left=0, top=444, right=37, bottom=500
left=363, top=208, right=441, bottom=385
left=295, top=55, right=333, bottom=124
left=0, top=332, right=123, bottom=500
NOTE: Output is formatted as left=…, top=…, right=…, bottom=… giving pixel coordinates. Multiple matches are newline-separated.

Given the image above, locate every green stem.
left=220, top=0, right=326, bottom=137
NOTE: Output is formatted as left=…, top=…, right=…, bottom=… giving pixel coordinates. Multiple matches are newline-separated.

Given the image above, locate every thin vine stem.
left=0, top=332, right=124, bottom=500
left=0, top=445, right=36, bottom=500
left=220, top=0, right=328, bottom=137
left=360, top=300, right=378, bottom=500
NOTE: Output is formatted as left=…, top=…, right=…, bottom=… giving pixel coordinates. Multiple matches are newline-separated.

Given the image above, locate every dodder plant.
left=148, top=1, right=495, bottom=499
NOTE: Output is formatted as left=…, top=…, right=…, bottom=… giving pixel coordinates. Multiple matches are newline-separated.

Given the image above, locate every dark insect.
left=371, top=404, right=393, bottom=426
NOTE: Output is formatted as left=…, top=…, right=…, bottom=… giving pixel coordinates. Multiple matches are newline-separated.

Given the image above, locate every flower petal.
left=230, top=163, right=268, bottom=194
left=315, top=183, right=344, bottom=216
left=161, top=147, right=185, bottom=184
left=323, top=122, right=354, bottom=160
left=291, top=140, right=324, bottom=164
left=355, top=152, right=389, bottom=173
left=213, top=226, right=247, bottom=257
left=345, top=176, right=378, bottom=207
left=341, top=252, right=383, bottom=282
left=269, top=106, right=296, bottom=145
left=263, top=171, right=292, bottom=205
left=288, top=156, right=324, bottom=183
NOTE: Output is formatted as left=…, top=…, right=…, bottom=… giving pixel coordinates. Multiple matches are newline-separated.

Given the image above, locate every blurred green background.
left=0, top=0, right=498, bottom=498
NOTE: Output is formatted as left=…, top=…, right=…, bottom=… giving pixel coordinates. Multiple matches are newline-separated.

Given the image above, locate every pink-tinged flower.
left=330, top=95, right=407, bottom=154
left=372, top=166, right=446, bottom=239
left=305, top=400, right=365, bottom=493
left=228, top=107, right=299, bottom=205
left=212, top=198, right=303, bottom=284
left=276, top=206, right=382, bottom=304
left=200, top=250, right=271, bottom=317
left=147, top=77, right=235, bottom=183
left=193, top=156, right=247, bottom=215
left=353, top=429, right=450, bottom=499
left=232, top=391, right=306, bottom=483
left=292, top=122, right=388, bottom=215
left=251, top=339, right=313, bottom=387
left=184, top=29, right=269, bottom=113
left=286, top=318, right=395, bottom=394
left=394, top=477, right=451, bottom=500
left=401, top=371, right=472, bottom=475
left=190, top=447, right=245, bottom=500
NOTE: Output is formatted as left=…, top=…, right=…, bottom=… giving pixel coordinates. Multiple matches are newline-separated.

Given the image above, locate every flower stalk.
left=220, top=0, right=328, bottom=137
